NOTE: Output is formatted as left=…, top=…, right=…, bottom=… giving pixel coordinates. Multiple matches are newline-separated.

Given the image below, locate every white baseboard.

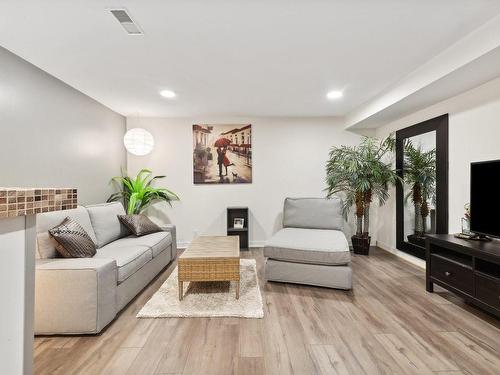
left=376, top=240, right=426, bottom=269
left=249, top=240, right=266, bottom=248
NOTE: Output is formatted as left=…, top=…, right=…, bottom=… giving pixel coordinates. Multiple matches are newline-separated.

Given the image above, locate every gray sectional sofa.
left=264, top=197, right=352, bottom=289
left=34, top=202, right=176, bottom=335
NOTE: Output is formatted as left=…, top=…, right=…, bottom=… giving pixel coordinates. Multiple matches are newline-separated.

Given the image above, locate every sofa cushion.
left=119, top=231, right=172, bottom=258
left=86, top=202, right=130, bottom=248
left=36, top=206, right=98, bottom=259
left=264, top=228, right=350, bottom=265
left=283, top=197, right=343, bottom=230
left=95, top=242, right=152, bottom=283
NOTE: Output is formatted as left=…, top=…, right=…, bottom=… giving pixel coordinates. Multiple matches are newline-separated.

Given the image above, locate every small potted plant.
left=325, top=136, right=399, bottom=255
left=108, top=169, right=179, bottom=214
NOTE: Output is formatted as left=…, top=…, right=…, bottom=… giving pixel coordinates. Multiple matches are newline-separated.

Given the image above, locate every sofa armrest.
left=35, top=258, right=117, bottom=334
left=160, top=224, right=177, bottom=259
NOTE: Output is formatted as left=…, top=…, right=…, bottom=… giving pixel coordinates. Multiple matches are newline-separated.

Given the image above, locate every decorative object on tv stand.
left=192, top=124, right=252, bottom=184
left=403, top=140, right=437, bottom=247
left=124, top=128, right=154, bottom=156
left=461, top=203, right=471, bottom=234
left=227, top=207, right=249, bottom=249
left=325, top=136, right=400, bottom=255
left=233, top=218, right=244, bottom=229
left=107, top=168, right=179, bottom=214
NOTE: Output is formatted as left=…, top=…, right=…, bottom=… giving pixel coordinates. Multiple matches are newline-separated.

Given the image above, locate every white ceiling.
left=346, top=14, right=500, bottom=129
left=1, top=0, right=500, bottom=118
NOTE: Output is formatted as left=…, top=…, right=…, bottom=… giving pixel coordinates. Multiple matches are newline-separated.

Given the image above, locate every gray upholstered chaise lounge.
left=264, top=197, right=352, bottom=289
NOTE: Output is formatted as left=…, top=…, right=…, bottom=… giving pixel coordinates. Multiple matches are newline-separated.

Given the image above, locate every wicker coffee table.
left=178, top=236, right=240, bottom=301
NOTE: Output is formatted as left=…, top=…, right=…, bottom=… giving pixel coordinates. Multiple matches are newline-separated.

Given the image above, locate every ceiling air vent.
left=110, top=9, right=143, bottom=35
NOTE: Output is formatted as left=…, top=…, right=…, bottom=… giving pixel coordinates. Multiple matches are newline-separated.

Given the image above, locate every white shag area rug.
left=137, top=258, right=264, bottom=318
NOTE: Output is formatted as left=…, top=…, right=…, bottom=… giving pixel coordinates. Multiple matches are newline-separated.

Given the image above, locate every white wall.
left=375, top=75, right=500, bottom=265
left=0, top=47, right=126, bottom=204
left=126, top=117, right=362, bottom=247
left=0, top=47, right=126, bottom=373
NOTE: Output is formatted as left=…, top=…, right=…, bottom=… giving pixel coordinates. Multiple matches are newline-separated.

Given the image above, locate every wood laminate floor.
left=34, top=248, right=500, bottom=375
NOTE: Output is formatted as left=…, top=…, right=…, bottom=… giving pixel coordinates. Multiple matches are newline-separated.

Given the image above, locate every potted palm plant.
left=403, top=141, right=436, bottom=246
left=107, top=169, right=179, bottom=214
left=325, top=136, right=399, bottom=255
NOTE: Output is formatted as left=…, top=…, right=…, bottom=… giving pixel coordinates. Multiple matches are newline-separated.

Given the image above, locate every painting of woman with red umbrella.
left=214, top=137, right=235, bottom=177
left=192, top=124, right=252, bottom=184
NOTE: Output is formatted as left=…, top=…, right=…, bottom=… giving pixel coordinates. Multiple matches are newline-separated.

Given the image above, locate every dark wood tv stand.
left=426, top=234, right=500, bottom=318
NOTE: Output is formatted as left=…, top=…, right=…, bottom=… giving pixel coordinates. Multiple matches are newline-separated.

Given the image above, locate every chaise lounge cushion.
left=86, top=202, right=130, bottom=248
left=283, top=197, right=343, bottom=230
left=264, top=227, right=350, bottom=265
left=95, top=241, right=152, bottom=283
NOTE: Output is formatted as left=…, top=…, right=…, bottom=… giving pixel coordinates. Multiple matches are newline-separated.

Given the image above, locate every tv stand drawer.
left=475, top=274, right=500, bottom=310
left=430, top=254, right=473, bottom=294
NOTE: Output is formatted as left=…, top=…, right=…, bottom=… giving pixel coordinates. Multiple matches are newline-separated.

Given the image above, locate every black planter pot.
left=351, top=235, right=371, bottom=255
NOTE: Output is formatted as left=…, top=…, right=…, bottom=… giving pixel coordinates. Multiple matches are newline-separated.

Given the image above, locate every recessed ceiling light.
left=160, top=90, right=176, bottom=98
left=327, top=90, right=343, bottom=100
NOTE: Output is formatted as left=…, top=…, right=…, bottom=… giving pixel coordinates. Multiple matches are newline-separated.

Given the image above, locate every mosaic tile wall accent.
left=0, top=188, right=77, bottom=218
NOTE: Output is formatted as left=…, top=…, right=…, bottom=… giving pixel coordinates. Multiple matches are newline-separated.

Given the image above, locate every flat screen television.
left=470, top=159, right=500, bottom=238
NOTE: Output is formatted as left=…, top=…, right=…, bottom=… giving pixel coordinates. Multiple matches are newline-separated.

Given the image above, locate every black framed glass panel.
left=396, top=114, right=449, bottom=259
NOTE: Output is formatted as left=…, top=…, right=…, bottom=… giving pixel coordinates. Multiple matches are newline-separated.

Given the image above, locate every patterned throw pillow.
left=117, top=214, right=161, bottom=236
left=48, top=217, right=97, bottom=258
